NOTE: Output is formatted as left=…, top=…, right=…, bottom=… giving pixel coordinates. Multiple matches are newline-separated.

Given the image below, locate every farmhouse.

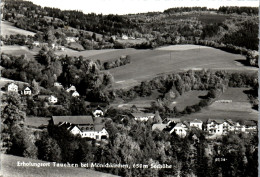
left=190, top=119, right=203, bottom=130
left=7, top=83, right=18, bottom=92
left=51, top=116, right=109, bottom=140
left=131, top=112, right=155, bottom=121
left=23, top=87, right=31, bottom=95
left=169, top=122, right=189, bottom=138
left=66, top=85, right=76, bottom=92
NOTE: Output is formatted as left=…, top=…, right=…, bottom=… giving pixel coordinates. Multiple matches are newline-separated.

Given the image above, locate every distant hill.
left=0, top=154, right=118, bottom=177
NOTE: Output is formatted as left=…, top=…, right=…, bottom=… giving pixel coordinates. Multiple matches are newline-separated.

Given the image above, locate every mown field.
left=180, top=87, right=258, bottom=122
left=1, top=21, right=35, bottom=36
left=0, top=154, right=117, bottom=177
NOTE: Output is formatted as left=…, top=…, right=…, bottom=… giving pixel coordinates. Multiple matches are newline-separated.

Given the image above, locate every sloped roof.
left=52, top=116, right=94, bottom=125
left=152, top=124, right=168, bottom=131
left=94, top=124, right=104, bottom=131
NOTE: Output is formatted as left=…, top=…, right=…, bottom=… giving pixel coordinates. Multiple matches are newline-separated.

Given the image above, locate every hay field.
left=180, top=87, right=258, bottom=122
left=1, top=21, right=35, bottom=36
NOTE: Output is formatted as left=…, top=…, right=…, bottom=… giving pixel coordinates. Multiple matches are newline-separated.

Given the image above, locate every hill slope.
left=0, top=154, right=118, bottom=177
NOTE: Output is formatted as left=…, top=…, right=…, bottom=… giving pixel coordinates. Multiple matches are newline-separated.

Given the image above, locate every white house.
left=7, top=83, right=18, bottom=92
left=72, top=91, right=80, bottom=97
left=48, top=95, right=58, bottom=104
left=222, top=120, right=235, bottom=134
left=23, top=87, right=31, bottom=95
left=54, top=82, right=63, bottom=88
left=66, top=85, right=76, bottom=92
left=131, top=113, right=155, bottom=121
left=190, top=119, right=203, bottom=130
left=206, top=119, right=224, bottom=137
left=93, top=107, right=104, bottom=117
left=170, top=123, right=189, bottom=138
left=122, top=35, right=128, bottom=40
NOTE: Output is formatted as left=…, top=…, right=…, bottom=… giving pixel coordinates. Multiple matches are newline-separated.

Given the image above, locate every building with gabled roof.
left=7, top=83, right=18, bottom=92
left=170, top=122, right=189, bottom=138
left=23, top=86, right=31, bottom=95
left=190, top=119, right=203, bottom=130
left=66, top=85, right=76, bottom=92
left=52, top=116, right=108, bottom=140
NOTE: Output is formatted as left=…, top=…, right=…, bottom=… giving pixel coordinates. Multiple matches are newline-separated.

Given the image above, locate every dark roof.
left=52, top=116, right=94, bottom=125
left=94, top=124, right=104, bottom=131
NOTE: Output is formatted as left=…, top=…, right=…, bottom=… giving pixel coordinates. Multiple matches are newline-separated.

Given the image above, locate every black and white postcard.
left=0, top=0, right=258, bottom=176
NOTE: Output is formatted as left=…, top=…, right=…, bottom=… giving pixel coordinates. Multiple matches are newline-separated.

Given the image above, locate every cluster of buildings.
left=32, top=41, right=65, bottom=51
left=51, top=107, right=109, bottom=140
left=126, top=111, right=257, bottom=138
left=5, top=82, right=80, bottom=104
left=153, top=118, right=257, bottom=138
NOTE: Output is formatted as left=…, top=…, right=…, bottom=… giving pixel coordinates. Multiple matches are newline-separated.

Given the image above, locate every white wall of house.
left=134, top=116, right=154, bottom=121
left=93, top=110, right=103, bottom=117
left=190, top=122, right=203, bottom=130
left=49, top=95, right=58, bottom=103
left=8, top=83, right=18, bottom=92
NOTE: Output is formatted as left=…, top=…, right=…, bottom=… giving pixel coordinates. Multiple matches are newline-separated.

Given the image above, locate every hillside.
left=1, top=21, right=35, bottom=36
left=0, top=154, right=118, bottom=177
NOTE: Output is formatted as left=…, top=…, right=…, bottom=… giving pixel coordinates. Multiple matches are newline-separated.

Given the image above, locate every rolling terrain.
left=0, top=154, right=118, bottom=177
left=180, top=87, right=258, bottom=121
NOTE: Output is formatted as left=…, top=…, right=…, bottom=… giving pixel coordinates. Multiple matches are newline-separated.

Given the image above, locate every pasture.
left=180, top=87, right=258, bottom=122
left=172, top=90, right=208, bottom=111
left=0, top=154, right=117, bottom=177
left=1, top=21, right=35, bottom=36
left=55, top=44, right=257, bottom=89
left=1, top=45, right=39, bottom=58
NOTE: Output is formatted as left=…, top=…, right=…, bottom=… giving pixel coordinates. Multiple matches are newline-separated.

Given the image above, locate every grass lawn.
left=1, top=21, right=35, bottom=36
left=1, top=45, right=39, bottom=59
left=0, top=154, right=117, bottom=177
left=180, top=87, right=258, bottom=122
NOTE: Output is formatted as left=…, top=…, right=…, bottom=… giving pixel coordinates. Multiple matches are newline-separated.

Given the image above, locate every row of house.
left=152, top=118, right=257, bottom=138
left=6, top=83, right=58, bottom=103
left=7, top=82, right=81, bottom=104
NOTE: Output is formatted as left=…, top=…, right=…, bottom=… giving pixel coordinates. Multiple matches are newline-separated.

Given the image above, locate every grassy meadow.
left=180, top=87, right=258, bottom=122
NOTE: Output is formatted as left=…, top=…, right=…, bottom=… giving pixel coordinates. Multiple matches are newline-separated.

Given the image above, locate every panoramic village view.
left=0, top=0, right=259, bottom=177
